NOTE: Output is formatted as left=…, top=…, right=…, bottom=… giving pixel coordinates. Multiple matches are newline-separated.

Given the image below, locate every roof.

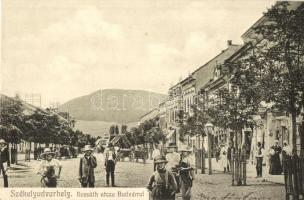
left=194, top=45, right=242, bottom=91
left=0, top=94, right=69, bottom=123
left=241, top=2, right=304, bottom=40
left=192, top=45, right=241, bottom=74
left=139, top=108, right=159, bottom=121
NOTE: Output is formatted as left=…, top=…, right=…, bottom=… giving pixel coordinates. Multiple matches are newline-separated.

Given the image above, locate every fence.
left=283, top=155, right=304, bottom=200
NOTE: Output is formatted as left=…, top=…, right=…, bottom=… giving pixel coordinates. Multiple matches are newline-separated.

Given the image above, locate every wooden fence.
left=283, top=155, right=304, bottom=200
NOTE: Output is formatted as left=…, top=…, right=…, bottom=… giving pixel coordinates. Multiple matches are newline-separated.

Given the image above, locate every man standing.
left=147, top=155, right=178, bottom=200
left=79, top=145, right=97, bottom=187
left=152, top=144, right=161, bottom=171
left=256, top=142, right=264, bottom=178
left=0, top=139, right=10, bottom=187
left=105, top=143, right=116, bottom=187
left=179, top=147, right=195, bottom=200
left=227, top=143, right=233, bottom=172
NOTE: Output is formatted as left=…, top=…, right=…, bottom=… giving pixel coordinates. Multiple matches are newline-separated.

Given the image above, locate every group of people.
left=215, top=143, right=234, bottom=173
left=37, top=143, right=117, bottom=188
left=255, top=139, right=292, bottom=178
left=150, top=144, right=195, bottom=200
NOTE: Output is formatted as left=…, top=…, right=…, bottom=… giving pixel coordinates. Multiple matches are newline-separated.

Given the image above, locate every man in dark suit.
left=79, top=145, right=97, bottom=188
left=0, top=139, right=10, bottom=187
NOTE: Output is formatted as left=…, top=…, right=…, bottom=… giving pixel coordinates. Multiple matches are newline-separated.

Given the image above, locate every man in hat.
left=0, top=139, right=10, bottom=187
left=79, top=145, right=97, bottom=187
left=37, top=148, right=62, bottom=187
left=104, top=143, right=117, bottom=187
left=147, top=155, right=178, bottom=200
left=152, top=144, right=161, bottom=171
left=179, top=147, right=195, bottom=200
left=255, top=142, right=264, bottom=178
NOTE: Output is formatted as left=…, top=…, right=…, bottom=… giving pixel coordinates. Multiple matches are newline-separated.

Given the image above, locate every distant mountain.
left=59, top=89, right=167, bottom=123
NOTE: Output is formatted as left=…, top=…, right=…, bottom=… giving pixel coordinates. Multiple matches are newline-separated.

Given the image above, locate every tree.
left=115, top=125, right=119, bottom=135
left=121, top=125, right=128, bottom=134
left=249, top=2, right=304, bottom=153
left=109, top=125, right=115, bottom=135
left=183, top=105, right=208, bottom=140
left=0, top=98, right=25, bottom=144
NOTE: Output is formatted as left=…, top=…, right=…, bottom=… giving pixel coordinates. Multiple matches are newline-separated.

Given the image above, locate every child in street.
left=37, top=148, right=62, bottom=187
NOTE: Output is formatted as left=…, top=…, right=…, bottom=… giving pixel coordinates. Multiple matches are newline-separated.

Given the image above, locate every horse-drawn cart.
left=118, top=148, right=133, bottom=162
left=134, top=149, right=148, bottom=163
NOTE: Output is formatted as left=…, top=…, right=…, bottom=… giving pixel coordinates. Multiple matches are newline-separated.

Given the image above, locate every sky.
left=1, top=0, right=276, bottom=108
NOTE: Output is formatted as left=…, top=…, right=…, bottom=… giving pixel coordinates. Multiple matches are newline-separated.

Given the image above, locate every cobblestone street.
left=0, top=153, right=285, bottom=199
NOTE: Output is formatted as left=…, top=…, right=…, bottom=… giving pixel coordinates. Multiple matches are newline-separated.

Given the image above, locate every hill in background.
left=59, top=89, right=167, bottom=123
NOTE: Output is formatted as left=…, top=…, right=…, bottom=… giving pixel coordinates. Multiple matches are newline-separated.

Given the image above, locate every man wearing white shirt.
left=256, top=142, right=264, bottom=178
left=105, top=143, right=117, bottom=187
left=152, top=144, right=161, bottom=171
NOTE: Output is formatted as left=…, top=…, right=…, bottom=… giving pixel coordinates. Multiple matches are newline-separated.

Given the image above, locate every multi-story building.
left=199, top=1, right=304, bottom=165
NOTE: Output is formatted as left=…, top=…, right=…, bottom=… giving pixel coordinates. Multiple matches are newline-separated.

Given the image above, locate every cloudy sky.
left=1, top=0, right=276, bottom=107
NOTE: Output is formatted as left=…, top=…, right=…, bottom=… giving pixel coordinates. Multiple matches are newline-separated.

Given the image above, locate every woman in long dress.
left=220, top=145, right=228, bottom=173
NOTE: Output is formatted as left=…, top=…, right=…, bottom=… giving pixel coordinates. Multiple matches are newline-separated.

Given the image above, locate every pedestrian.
left=165, top=143, right=180, bottom=193
left=282, top=140, right=291, bottom=172
left=104, top=143, right=117, bottom=187
left=255, top=142, right=264, bottom=178
left=147, top=155, right=178, bottom=200
left=37, top=148, right=62, bottom=187
left=215, top=146, right=221, bottom=162
left=269, top=140, right=282, bottom=175
left=179, top=147, right=195, bottom=200
left=220, top=144, right=228, bottom=173
left=152, top=144, right=161, bottom=171
left=79, top=145, right=97, bottom=188
left=227, top=143, right=233, bottom=172
left=0, top=139, right=10, bottom=187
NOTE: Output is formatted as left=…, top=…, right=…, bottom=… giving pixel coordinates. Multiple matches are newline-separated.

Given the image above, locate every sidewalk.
left=201, top=157, right=284, bottom=184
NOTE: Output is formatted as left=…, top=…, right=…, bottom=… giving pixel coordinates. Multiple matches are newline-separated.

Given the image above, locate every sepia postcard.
left=1, top=0, right=304, bottom=199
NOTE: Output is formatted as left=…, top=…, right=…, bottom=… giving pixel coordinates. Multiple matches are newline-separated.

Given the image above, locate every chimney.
left=227, top=40, right=232, bottom=46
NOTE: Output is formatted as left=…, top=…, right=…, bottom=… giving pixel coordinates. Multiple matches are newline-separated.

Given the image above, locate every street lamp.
left=205, top=122, right=213, bottom=175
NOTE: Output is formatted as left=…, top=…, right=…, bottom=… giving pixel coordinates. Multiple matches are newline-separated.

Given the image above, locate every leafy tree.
left=182, top=105, right=208, bottom=141
left=0, top=98, right=25, bottom=144
left=248, top=2, right=304, bottom=153
left=109, top=125, right=115, bottom=135
left=115, top=125, right=119, bottom=135
left=121, top=125, right=128, bottom=134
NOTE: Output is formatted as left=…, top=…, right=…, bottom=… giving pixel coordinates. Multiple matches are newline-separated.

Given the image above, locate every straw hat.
left=154, top=155, right=168, bottom=164
left=40, top=148, right=56, bottom=159
left=82, top=145, right=94, bottom=152
left=0, top=139, right=7, bottom=144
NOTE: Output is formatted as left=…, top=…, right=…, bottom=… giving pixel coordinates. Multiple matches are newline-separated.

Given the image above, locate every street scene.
left=1, top=0, right=304, bottom=200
